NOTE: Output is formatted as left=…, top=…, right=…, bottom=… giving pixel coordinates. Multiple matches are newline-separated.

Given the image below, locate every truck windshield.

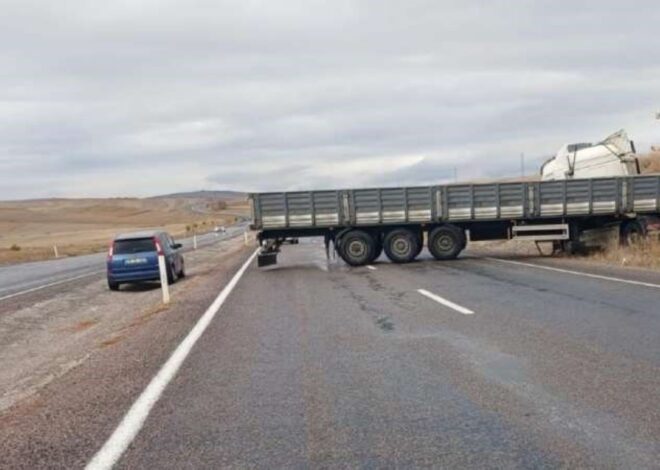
left=113, top=238, right=156, bottom=254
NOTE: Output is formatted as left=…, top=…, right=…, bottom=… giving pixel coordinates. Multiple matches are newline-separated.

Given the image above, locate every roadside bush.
left=10, top=244, right=21, bottom=251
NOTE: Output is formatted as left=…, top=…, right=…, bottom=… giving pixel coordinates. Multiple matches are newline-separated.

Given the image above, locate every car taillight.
left=154, top=237, right=163, bottom=255
left=107, top=242, right=114, bottom=261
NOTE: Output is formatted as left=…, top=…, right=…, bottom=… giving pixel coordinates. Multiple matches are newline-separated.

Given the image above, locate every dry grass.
left=0, top=196, right=249, bottom=264
left=587, top=238, right=660, bottom=270
left=639, top=151, right=660, bottom=174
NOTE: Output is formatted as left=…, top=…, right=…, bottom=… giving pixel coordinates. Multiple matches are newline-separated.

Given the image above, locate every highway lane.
left=0, top=223, right=249, bottom=301
left=102, top=241, right=660, bottom=469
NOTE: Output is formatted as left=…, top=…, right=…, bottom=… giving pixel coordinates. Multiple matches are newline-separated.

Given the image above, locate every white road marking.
left=0, top=270, right=105, bottom=302
left=366, top=265, right=377, bottom=271
left=417, top=289, right=475, bottom=315
left=486, top=257, right=660, bottom=290
left=86, top=248, right=259, bottom=470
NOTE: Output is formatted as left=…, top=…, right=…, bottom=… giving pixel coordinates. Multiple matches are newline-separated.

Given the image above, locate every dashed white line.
left=486, top=257, right=660, bottom=290
left=417, top=289, right=475, bottom=315
left=86, top=248, right=259, bottom=470
left=0, top=270, right=105, bottom=302
left=366, top=265, right=377, bottom=271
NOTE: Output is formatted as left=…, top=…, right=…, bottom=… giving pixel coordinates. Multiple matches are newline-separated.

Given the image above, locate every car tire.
left=428, top=225, right=465, bottom=260
left=108, top=280, right=120, bottom=291
left=167, top=263, right=177, bottom=284
left=338, top=230, right=376, bottom=266
left=178, top=260, right=186, bottom=278
left=384, top=228, right=420, bottom=263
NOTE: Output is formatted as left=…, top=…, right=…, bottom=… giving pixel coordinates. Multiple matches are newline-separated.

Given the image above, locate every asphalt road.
left=0, top=224, right=249, bottom=301
left=2, top=240, right=660, bottom=469
left=113, top=242, right=659, bottom=469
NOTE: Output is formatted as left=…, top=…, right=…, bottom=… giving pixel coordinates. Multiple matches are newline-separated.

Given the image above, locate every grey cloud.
left=1, top=0, right=659, bottom=199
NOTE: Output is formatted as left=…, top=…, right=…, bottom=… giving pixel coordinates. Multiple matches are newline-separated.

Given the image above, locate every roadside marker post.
left=244, top=230, right=249, bottom=246
left=53, top=245, right=59, bottom=259
left=157, top=254, right=170, bottom=304
left=193, top=233, right=198, bottom=250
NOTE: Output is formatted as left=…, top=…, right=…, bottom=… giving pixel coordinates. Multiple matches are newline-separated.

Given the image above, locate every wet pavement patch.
left=376, top=316, right=394, bottom=332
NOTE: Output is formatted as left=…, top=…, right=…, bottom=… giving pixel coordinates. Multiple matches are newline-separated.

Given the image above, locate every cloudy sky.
left=1, top=0, right=659, bottom=200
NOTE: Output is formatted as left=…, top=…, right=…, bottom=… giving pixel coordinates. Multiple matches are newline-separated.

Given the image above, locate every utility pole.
left=520, top=152, right=525, bottom=178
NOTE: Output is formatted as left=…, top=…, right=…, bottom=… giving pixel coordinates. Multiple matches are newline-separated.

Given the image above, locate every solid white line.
left=417, top=289, right=475, bottom=315
left=86, top=248, right=259, bottom=470
left=486, top=257, right=660, bottom=290
left=366, top=265, right=377, bottom=271
left=0, top=270, right=105, bottom=302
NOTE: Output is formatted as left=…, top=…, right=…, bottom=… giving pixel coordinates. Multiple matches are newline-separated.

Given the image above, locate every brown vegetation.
left=0, top=196, right=249, bottom=264
left=587, top=238, right=660, bottom=270
left=639, top=151, right=660, bottom=174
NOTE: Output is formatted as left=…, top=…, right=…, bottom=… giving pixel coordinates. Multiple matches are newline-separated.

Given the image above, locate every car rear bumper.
left=108, top=269, right=161, bottom=283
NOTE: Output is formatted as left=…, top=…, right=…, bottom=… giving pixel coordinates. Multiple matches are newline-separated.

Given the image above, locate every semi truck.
left=541, top=130, right=640, bottom=181
left=250, top=131, right=659, bottom=267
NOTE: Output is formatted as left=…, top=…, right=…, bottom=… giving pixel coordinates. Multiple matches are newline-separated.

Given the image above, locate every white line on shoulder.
left=86, top=248, right=259, bottom=470
left=417, top=289, right=474, bottom=315
left=486, top=257, right=660, bottom=289
left=0, top=270, right=105, bottom=302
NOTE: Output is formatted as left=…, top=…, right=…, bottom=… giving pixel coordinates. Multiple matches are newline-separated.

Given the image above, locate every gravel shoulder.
left=0, top=236, right=254, bottom=469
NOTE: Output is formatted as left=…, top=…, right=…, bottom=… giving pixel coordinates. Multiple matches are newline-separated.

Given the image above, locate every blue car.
left=107, top=231, right=185, bottom=291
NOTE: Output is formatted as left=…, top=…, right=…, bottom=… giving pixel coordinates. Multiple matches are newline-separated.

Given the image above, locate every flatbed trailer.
left=249, top=175, right=660, bottom=267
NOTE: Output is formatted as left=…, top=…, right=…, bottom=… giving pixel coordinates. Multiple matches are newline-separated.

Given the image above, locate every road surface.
left=1, top=241, right=660, bottom=469
left=0, top=224, right=249, bottom=301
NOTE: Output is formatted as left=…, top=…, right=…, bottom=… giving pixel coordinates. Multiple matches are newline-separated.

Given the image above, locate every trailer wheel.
left=428, top=225, right=465, bottom=260
left=371, top=240, right=383, bottom=262
left=338, top=230, right=376, bottom=266
left=384, top=228, right=420, bottom=263
left=413, top=233, right=424, bottom=258
left=621, top=220, right=646, bottom=246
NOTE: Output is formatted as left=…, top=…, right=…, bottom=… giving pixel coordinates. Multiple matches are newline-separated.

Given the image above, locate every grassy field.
left=0, top=196, right=249, bottom=264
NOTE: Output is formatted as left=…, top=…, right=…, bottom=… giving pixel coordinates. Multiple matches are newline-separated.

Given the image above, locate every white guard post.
left=155, top=239, right=170, bottom=304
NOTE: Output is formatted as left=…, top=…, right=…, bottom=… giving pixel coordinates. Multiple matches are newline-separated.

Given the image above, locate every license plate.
left=125, top=258, right=148, bottom=265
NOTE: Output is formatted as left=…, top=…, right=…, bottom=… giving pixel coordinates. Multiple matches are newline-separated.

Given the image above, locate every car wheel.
left=384, top=228, right=420, bottom=263
left=167, top=263, right=177, bottom=284
left=108, top=280, right=120, bottom=291
left=178, top=260, right=186, bottom=278
left=428, top=225, right=465, bottom=260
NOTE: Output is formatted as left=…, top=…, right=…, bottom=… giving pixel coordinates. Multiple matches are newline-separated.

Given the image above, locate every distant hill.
left=152, top=190, right=246, bottom=200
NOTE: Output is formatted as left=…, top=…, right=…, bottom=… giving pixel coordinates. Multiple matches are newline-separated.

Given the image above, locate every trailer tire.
left=428, top=225, right=465, bottom=260
left=371, top=241, right=383, bottom=262
left=384, top=228, right=420, bottom=263
left=338, top=230, right=376, bottom=266
left=413, top=233, right=424, bottom=258
left=621, top=220, right=646, bottom=246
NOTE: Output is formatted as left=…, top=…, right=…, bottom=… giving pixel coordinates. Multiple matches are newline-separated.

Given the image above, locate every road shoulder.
left=0, top=241, right=254, bottom=470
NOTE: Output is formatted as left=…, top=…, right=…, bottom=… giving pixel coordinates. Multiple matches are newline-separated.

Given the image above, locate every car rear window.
left=113, top=238, right=156, bottom=255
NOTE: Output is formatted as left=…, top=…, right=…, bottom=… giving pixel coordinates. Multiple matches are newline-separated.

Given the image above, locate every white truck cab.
left=541, top=130, right=640, bottom=180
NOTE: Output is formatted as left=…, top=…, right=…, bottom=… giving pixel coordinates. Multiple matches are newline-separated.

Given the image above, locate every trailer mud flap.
left=258, top=251, right=278, bottom=268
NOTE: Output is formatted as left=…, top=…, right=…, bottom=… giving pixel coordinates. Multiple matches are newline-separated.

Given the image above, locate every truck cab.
left=541, top=130, right=640, bottom=181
